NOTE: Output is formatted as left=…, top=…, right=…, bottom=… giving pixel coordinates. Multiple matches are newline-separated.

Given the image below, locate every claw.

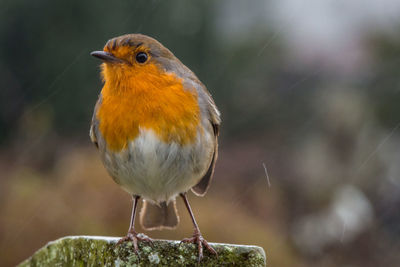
left=181, top=231, right=217, bottom=262
left=137, top=233, right=154, bottom=248
left=116, top=230, right=153, bottom=255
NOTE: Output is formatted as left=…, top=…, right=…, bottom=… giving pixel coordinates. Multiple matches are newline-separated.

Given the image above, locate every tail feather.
left=139, top=200, right=179, bottom=230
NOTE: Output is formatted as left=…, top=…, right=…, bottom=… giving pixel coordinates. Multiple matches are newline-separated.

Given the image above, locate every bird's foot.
left=181, top=229, right=217, bottom=262
left=116, top=229, right=153, bottom=254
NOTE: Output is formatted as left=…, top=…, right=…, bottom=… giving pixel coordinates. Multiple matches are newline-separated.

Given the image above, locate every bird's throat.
left=97, top=63, right=200, bottom=151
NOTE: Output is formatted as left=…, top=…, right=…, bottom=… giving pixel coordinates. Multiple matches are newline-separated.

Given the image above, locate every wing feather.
left=89, top=96, right=101, bottom=149
left=191, top=83, right=221, bottom=196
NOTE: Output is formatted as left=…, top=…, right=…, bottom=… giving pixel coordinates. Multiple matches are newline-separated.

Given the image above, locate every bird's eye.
left=135, top=52, right=148, bottom=63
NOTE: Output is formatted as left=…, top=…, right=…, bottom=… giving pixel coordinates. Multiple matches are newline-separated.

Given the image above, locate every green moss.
left=19, top=236, right=266, bottom=266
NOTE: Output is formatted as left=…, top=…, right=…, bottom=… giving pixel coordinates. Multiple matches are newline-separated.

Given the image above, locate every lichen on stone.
left=18, top=236, right=266, bottom=266
left=148, top=252, right=160, bottom=264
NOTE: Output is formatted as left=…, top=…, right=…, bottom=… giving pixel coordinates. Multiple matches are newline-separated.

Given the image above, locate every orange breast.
left=96, top=63, right=200, bottom=151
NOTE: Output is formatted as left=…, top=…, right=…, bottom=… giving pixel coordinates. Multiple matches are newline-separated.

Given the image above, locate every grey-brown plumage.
left=140, top=200, right=179, bottom=230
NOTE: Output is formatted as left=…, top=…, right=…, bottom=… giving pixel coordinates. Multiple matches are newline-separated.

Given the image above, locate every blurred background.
left=1, top=0, right=400, bottom=266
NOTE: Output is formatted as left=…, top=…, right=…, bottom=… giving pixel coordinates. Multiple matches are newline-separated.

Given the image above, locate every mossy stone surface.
left=19, top=236, right=266, bottom=266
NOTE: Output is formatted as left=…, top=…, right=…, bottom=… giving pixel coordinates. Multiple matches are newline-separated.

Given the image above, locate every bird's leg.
left=180, top=192, right=217, bottom=262
left=117, top=195, right=153, bottom=253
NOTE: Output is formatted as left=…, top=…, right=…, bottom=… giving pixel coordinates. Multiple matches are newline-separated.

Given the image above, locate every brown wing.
left=191, top=87, right=221, bottom=196
left=89, top=96, right=101, bottom=149
left=191, top=127, right=219, bottom=196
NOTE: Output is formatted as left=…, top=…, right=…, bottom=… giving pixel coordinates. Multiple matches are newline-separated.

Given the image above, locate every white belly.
left=100, top=128, right=214, bottom=203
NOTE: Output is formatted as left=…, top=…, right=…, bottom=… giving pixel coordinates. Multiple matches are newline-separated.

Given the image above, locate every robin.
left=90, top=33, right=221, bottom=261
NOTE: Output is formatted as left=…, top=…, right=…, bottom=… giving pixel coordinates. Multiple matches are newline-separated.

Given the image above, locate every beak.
left=90, top=51, right=124, bottom=63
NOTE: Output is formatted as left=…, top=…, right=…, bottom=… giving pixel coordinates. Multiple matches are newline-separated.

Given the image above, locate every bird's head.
left=91, top=34, right=186, bottom=90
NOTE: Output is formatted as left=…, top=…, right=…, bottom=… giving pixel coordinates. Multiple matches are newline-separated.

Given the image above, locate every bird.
left=90, top=33, right=221, bottom=261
